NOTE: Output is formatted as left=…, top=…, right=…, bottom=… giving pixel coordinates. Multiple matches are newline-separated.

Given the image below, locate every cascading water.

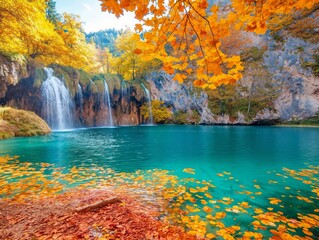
left=89, top=80, right=98, bottom=93
left=41, top=68, right=74, bottom=130
left=77, top=84, right=84, bottom=110
left=77, top=83, right=84, bottom=124
left=141, top=83, right=154, bottom=124
left=103, top=81, right=114, bottom=126
left=120, top=79, right=129, bottom=114
left=121, top=79, right=127, bottom=99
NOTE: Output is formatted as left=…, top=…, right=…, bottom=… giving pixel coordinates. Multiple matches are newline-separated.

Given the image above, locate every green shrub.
left=173, top=109, right=200, bottom=124
left=302, top=52, right=319, bottom=77
left=241, top=47, right=265, bottom=63
left=141, top=100, right=172, bottom=124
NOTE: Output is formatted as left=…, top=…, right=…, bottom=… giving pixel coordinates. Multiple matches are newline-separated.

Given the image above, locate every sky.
left=55, top=0, right=138, bottom=33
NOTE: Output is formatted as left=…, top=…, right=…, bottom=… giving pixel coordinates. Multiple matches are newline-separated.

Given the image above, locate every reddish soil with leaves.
left=0, top=189, right=201, bottom=240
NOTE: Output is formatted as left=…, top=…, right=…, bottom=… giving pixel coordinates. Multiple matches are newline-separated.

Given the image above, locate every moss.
left=78, top=70, right=92, bottom=86
left=288, top=13, right=319, bottom=44
left=0, top=107, right=51, bottom=140
left=280, top=114, right=319, bottom=126
left=93, top=79, right=105, bottom=93
left=50, top=65, right=76, bottom=95
left=91, top=74, right=121, bottom=94
left=33, top=68, right=46, bottom=88
left=302, top=52, right=319, bottom=77
left=107, top=75, right=121, bottom=93
left=173, top=110, right=200, bottom=124
left=241, top=47, right=265, bottom=63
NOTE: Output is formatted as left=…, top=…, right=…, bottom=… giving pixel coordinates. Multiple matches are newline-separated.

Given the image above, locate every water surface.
left=1, top=125, right=319, bottom=237
left=1, top=125, right=318, bottom=177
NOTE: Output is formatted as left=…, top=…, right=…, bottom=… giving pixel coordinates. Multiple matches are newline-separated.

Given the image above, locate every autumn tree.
left=54, top=13, right=99, bottom=72
left=141, top=100, right=172, bottom=123
left=97, top=48, right=115, bottom=74
left=0, top=0, right=62, bottom=58
left=0, top=0, right=98, bottom=72
left=111, top=31, right=161, bottom=81
left=99, top=0, right=318, bottom=88
left=207, top=46, right=279, bottom=119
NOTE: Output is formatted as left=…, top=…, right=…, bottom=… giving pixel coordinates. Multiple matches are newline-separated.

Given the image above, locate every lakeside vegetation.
left=0, top=107, right=50, bottom=139
left=278, top=114, right=319, bottom=127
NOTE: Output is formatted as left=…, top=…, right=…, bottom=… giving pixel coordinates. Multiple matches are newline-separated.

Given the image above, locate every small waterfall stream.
left=141, top=83, right=153, bottom=124
left=104, top=81, right=113, bottom=126
left=41, top=68, right=74, bottom=130
left=89, top=80, right=98, bottom=91
left=121, top=79, right=127, bottom=99
left=120, top=80, right=129, bottom=114
left=77, top=83, right=84, bottom=124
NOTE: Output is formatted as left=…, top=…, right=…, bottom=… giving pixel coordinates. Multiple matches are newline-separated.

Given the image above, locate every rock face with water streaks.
left=0, top=62, right=151, bottom=129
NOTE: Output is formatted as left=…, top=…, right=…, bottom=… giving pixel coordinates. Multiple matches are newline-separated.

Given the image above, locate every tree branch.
left=75, top=196, right=122, bottom=213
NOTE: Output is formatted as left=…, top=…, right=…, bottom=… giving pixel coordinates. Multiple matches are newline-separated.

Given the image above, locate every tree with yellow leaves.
left=99, top=0, right=318, bottom=88
left=0, top=0, right=98, bottom=72
left=111, top=30, right=161, bottom=81
left=97, top=48, right=115, bottom=74
left=0, top=0, right=63, bottom=58
left=54, top=13, right=99, bottom=72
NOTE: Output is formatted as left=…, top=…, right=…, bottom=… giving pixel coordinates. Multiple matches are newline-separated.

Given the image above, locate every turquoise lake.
left=1, top=125, right=318, bottom=178
left=1, top=125, right=319, bottom=237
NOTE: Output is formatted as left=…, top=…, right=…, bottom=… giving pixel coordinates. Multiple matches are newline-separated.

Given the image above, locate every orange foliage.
left=1, top=156, right=319, bottom=239
left=0, top=189, right=200, bottom=239
left=98, top=0, right=317, bottom=88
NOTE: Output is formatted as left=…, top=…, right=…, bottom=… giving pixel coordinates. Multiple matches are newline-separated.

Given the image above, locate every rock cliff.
left=146, top=9, right=319, bottom=125
left=0, top=8, right=318, bottom=127
left=265, top=37, right=319, bottom=120
left=0, top=60, right=151, bottom=129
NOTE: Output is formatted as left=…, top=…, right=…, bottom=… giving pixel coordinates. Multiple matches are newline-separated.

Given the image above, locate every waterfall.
left=77, top=83, right=84, bottom=124
left=41, top=68, right=74, bottom=130
left=89, top=80, right=98, bottom=91
left=121, top=79, right=127, bottom=99
left=120, top=79, right=129, bottom=114
left=141, top=83, right=154, bottom=124
left=103, top=81, right=113, bottom=126
left=77, top=83, right=84, bottom=110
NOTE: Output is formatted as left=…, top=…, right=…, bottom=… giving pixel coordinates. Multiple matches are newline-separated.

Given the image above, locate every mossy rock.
left=281, top=114, right=319, bottom=126
left=0, top=107, right=51, bottom=140
left=33, top=68, right=46, bottom=88
left=173, top=110, right=200, bottom=124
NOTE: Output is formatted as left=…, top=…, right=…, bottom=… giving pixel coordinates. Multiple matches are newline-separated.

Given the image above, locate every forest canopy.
left=0, top=0, right=98, bottom=72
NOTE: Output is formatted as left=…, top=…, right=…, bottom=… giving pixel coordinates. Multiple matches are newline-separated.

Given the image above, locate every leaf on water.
left=183, top=168, right=195, bottom=175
